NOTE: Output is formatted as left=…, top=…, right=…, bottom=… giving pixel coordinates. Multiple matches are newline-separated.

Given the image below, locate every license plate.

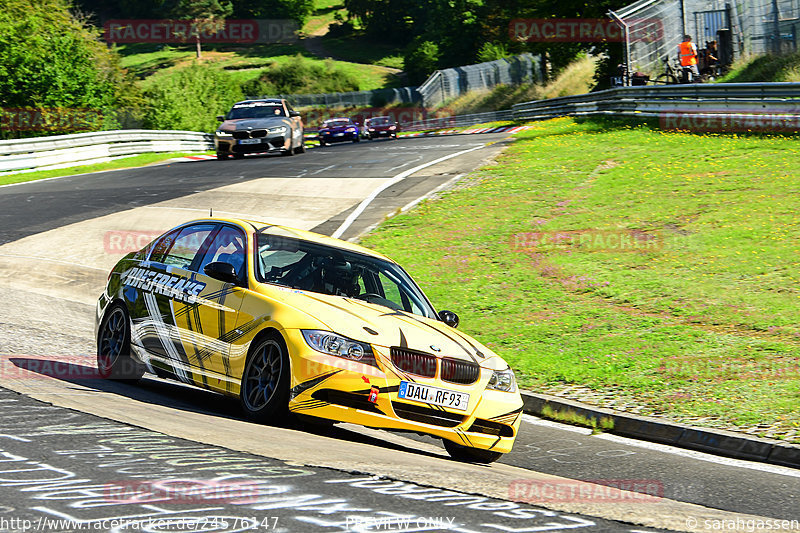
left=239, top=138, right=261, bottom=145
left=398, top=381, right=469, bottom=411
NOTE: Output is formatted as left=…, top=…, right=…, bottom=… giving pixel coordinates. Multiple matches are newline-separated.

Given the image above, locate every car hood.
left=262, top=286, right=498, bottom=366
left=220, top=117, right=289, bottom=131
left=321, top=125, right=354, bottom=132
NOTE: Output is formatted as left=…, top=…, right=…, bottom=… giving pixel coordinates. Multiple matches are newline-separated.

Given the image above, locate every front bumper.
left=282, top=329, right=522, bottom=453
left=369, top=129, right=397, bottom=138
left=215, top=134, right=289, bottom=155
left=320, top=132, right=358, bottom=143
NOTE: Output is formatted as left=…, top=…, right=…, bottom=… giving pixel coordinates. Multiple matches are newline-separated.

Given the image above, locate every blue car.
left=318, top=118, right=360, bottom=146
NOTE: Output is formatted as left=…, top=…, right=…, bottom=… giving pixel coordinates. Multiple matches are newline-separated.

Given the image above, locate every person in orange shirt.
left=678, top=34, right=699, bottom=82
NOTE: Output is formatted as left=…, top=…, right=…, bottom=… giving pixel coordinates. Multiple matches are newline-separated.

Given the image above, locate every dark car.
left=364, top=116, right=399, bottom=140
left=318, top=118, right=360, bottom=146
left=214, top=99, right=304, bottom=159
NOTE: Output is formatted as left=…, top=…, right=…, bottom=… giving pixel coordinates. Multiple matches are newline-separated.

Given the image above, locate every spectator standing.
left=678, top=34, right=700, bottom=82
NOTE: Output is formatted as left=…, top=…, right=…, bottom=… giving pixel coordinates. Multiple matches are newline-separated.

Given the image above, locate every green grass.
left=361, top=117, right=800, bottom=440
left=320, top=33, right=405, bottom=70
left=541, top=405, right=615, bottom=433
left=717, top=51, right=800, bottom=83
left=304, top=0, right=347, bottom=36
left=0, top=152, right=212, bottom=186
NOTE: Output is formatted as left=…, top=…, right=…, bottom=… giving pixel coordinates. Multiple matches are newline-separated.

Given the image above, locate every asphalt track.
left=0, top=134, right=797, bottom=532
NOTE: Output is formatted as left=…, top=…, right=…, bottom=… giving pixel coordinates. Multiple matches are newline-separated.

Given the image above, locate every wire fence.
left=615, top=0, right=800, bottom=79
left=417, top=54, right=541, bottom=109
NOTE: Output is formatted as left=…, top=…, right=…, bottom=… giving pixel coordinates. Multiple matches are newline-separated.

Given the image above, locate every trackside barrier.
left=401, top=110, right=514, bottom=131
left=0, top=130, right=213, bottom=174
left=511, top=83, right=800, bottom=126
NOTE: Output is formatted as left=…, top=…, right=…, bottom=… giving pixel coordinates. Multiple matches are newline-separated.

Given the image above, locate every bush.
left=476, top=42, right=509, bottom=63
left=143, top=64, right=243, bottom=131
left=241, top=55, right=361, bottom=96
left=0, top=0, right=137, bottom=138
left=404, top=41, right=440, bottom=85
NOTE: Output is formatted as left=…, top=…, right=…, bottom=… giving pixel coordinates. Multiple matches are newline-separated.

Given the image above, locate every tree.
left=173, top=0, right=233, bottom=59
left=0, top=0, right=137, bottom=138
left=233, top=0, right=314, bottom=26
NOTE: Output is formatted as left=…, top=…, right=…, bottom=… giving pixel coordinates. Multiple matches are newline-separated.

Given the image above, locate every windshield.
left=370, top=117, right=391, bottom=125
left=227, top=102, right=285, bottom=119
left=323, top=120, right=351, bottom=128
left=255, top=229, right=437, bottom=319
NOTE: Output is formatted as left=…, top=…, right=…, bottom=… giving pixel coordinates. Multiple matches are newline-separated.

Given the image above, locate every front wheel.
left=97, top=305, right=144, bottom=382
left=240, top=333, right=290, bottom=422
left=294, top=141, right=305, bottom=154
left=443, top=439, right=503, bottom=464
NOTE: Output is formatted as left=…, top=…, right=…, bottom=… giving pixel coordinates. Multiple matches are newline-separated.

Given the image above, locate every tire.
left=443, top=439, right=503, bottom=464
left=233, top=153, right=244, bottom=160
left=319, top=140, right=326, bottom=147
left=294, top=140, right=305, bottom=154
left=216, top=152, right=227, bottom=160
left=97, top=304, right=144, bottom=382
left=240, top=333, right=290, bottom=423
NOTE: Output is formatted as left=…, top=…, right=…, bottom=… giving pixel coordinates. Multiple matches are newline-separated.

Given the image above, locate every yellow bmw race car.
left=96, top=218, right=523, bottom=462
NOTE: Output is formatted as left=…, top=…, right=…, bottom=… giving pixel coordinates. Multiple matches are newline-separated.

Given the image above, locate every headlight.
left=487, top=368, right=516, bottom=392
left=346, top=127, right=356, bottom=132
left=215, top=130, right=233, bottom=138
left=267, top=126, right=287, bottom=134
left=368, top=128, right=375, bottom=131
left=302, top=330, right=378, bottom=367
left=389, top=125, right=396, bottom=130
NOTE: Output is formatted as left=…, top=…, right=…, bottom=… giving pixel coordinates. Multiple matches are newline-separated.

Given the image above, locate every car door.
left=187, top=223, right=250, bottom=393
left=128, top=223, right=217, bottom=382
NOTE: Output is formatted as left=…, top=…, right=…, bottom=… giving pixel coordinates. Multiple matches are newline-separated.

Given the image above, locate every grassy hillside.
left=116, top=43, right=396, bottom=92
left=361, top=117, right=800, bottom=442
left=440, top=55, right=598, bottom=115
left=718, top=51, right=800, bottom=83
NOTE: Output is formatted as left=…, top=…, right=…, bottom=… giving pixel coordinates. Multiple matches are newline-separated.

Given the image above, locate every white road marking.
left=522, top=414, right=800, bottom=479
left=331, top=144, right=486, bottom=239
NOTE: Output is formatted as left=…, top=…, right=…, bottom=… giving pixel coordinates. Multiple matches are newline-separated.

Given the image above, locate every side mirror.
left=289, top=110, right=300, bottom=117
left=216, top=115, right=225, bottom=122
left=204, top=261, right=238, bottom=284
left=438, top=310, right=459, bottom=328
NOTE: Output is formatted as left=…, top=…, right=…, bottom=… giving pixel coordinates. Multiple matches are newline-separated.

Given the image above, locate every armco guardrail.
left=402, top=110, right=514, bottom=131
left=512, top=83, right=800, bottom=124
left=0, top=130, right=213, bottom=174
